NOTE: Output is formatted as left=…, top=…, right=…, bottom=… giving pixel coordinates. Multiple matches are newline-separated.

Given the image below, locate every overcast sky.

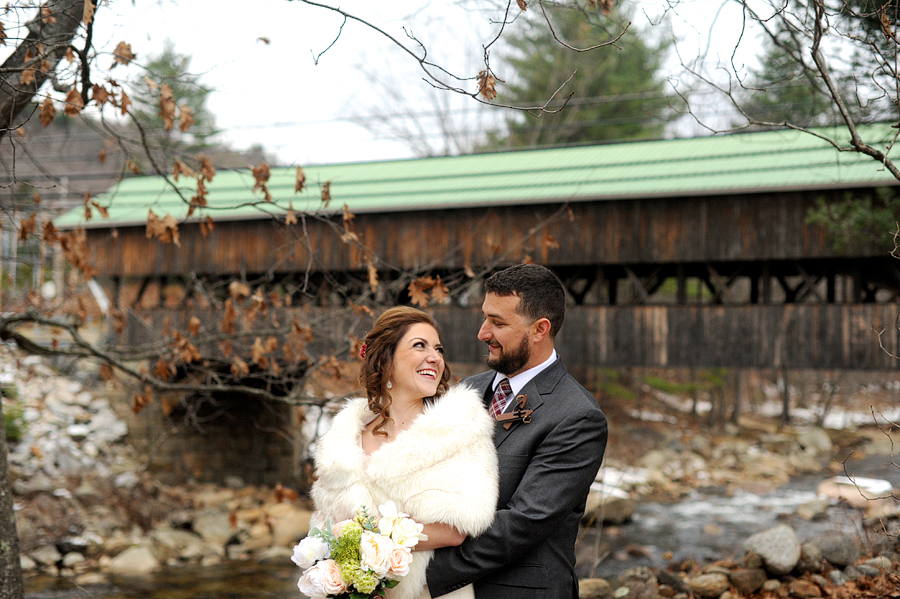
left=85, top=0, right=752, bottom=167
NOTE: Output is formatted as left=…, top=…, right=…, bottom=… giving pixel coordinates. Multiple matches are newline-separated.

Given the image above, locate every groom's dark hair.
left=485, top=264, right=566, bottom=337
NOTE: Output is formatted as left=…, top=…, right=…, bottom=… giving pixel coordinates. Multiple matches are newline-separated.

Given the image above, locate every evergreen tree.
left=129, top=39, right=219, bottom=155
left=487, top=5, right=672, bottom=149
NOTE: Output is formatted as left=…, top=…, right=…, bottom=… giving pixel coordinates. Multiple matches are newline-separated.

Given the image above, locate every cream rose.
left=359, top=531, right=392, bottom=577
left=319, top=559, right=348, bottom=595
left=385, top=545, right=414, bottom=580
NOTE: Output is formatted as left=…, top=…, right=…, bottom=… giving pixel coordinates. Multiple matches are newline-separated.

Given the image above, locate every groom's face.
left=479, top=292, right=532, bottom=377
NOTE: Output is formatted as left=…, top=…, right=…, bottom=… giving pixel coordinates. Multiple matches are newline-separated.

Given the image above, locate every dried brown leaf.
left=188, top=316, right=201, bottom=337
left=172, top=159, right=194, bottom=181
left=295, top=166, right=306, bottom=193
left=231, top=356, right=250, bottom=377
left=126, top=159, right=140, bottom=174
left=0, top=23, right=6, bottom=47
left=41, top=6, right=56, bottom=23
left=17, top=213, right=36, bottom=243
left=64, top=88, right=84, bottom=116
left=321, top=181, right=332, bottom=207
left=39, top=96, right=54, bottom=127
left=64, top=47, right=75, bottom=62
left=82, top=0, right=94, bottom=25
left=158, top=84, right=176, bottom=131
left=132, top=385, right=152, bottom=415
left=91, top=201, right=109, bottom=219
left=285, top=203, right=298, bottom=225
left=154, top=358, right=174, bottom=381
left=198, top=155, right=216, bottom=181
left=91, top=84, right=110, bottom=105
left=229, top=281, right=251, bottom=300
left=20, top=68, right=35, bottom=86
left=251, top=337, right=267, bottom=365
left=408, top=277, right=434, bottom=307
left=431, top=275, right=449, bottom=304
left=477, top=69, right=497, bottom=100
left=367, top=261, right=379, bottom=293
left=221, top=299, right=237, bottom=334
left=516, top=0, right=527, bottom=11
left=179, top=105, right=194, bottom=132
left=145, top=209, right=180, bottom=246
left=112, top=41, right=135, bottom=68
left=120, top=90, right=132, bottom=115
left=199, top=215, right=215, bottom=238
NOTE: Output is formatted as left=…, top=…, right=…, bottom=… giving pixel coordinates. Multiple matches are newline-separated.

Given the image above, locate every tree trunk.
left=0, top=400, right=24, bottom=599
left=780, top=368, right=791, bottom=426
left=0, top=0, right=87, bottom=141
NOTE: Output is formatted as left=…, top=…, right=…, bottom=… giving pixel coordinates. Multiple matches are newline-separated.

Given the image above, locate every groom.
left=427, top=264, right=608, bottom=599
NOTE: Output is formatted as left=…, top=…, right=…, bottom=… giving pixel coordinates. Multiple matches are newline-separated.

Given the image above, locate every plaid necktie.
left=490, top=378, right=512, bottom=420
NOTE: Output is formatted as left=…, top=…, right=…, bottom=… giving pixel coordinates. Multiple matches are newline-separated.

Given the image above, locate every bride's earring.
left=387, top=380, right=393, bottom=390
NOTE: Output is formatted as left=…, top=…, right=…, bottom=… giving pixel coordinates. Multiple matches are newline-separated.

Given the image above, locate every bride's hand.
left=414, top=522, right=465, bottom=551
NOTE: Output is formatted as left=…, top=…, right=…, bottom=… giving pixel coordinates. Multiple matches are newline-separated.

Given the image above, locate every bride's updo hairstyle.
left=360, top=306, right=452, bottom=436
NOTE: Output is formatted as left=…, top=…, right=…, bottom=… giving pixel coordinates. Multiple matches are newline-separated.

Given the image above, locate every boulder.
left=743, top=524, right=801, bottom=576
left=809, top=533, right=858, bottom=567
left=796, top=542, right=826, bottom=574
left=106, top=545, right=160, bottom=576
left=690, top=573, right=729, bottom=599
left=796, top=499, right=829, bottom=521
left=193, top=510, right=237, bottom=546
left=266, top=504, right=312, bottom=547
left=788, top=579, right=822, bottom=598
left=728, top=568, right=767, bottom=594
left=30, top=544, right=62, bottom=566
left=579, top=577, right=613, bottom=599
left=583, top=483, right=637, bottom=525
left=796, top=428, right=833, bottom=456
left=615, top=566, right=658, bottom=599
left=150, top=528, right=205, bottom=562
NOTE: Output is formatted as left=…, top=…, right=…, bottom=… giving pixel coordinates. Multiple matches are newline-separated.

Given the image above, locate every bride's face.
left=389, top=322, right=445, bottom=402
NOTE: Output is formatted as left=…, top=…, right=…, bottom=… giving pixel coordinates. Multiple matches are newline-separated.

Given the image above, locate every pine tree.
left=487, top=5, right=672, bottom=149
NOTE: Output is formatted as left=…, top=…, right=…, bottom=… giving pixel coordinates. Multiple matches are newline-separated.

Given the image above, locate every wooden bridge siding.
left=126, top=303, right=900, bottom=371
left=431, top=304, right=900, bottom=370
left=81, top=189, right=877, bottom=278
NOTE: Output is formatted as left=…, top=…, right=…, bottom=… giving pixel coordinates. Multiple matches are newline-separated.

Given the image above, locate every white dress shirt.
left=490, top=349, right=558, bottom=414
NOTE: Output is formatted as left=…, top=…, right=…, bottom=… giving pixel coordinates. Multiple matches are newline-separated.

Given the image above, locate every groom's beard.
left=486, top=333, right=530, bottom=376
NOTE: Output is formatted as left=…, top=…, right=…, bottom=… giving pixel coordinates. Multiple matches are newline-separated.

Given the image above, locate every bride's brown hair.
left=360, top=306, right=451, bottom=436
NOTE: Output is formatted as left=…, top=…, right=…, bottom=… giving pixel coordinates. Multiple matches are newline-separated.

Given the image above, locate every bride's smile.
left=389, top=323, right=445, bottom=403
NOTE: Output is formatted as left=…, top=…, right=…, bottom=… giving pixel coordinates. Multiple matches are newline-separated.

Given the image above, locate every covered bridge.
left=57, top=125, right=900, bottom=372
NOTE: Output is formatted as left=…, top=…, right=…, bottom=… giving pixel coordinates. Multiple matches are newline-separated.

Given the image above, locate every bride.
left=310, top=306, right=499, bottom=599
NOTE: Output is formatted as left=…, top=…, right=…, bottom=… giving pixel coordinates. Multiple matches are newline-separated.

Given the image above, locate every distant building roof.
left=55, top=124, right=900, bottom=229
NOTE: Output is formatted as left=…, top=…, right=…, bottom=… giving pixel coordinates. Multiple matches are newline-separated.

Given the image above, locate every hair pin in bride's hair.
left=360, top=343, right=367, bottom=359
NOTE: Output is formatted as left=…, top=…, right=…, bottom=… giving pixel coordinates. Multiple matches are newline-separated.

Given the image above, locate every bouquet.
left=292, top=501, right=427, bottom=599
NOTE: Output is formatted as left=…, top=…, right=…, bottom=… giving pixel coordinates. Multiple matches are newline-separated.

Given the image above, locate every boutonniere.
left=496, top=394, right=533, bottom=430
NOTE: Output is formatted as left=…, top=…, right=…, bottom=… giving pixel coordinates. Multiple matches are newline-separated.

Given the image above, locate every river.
left=24, top=454, right=900, bottom=598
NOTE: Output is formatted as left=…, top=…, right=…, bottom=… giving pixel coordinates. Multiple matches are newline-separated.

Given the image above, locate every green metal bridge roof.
left=54, top=125, right=900, bottom=229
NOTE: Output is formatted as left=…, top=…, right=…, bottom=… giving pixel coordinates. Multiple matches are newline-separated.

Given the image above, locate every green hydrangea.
left=346, top=568, right=380, bottom=595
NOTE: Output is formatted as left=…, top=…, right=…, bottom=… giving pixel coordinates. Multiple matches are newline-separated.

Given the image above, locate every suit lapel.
left=493, top=358, right=565, bottom=448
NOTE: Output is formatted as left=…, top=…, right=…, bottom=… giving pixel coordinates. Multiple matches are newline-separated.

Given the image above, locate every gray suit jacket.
left=426, top=358, right=608, bottom=599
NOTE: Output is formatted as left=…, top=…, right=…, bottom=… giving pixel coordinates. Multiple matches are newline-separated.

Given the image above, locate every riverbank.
left=4, top=344, right=899, bottom=597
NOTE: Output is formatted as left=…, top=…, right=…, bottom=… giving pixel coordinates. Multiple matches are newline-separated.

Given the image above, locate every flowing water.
left=24, top=455, right=900, bottom=598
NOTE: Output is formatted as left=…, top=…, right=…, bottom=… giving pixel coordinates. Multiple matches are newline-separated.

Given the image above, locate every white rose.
left=359, top=531, right=392, bottom=577
left=291, top=536, right=331, bottom=570
left=297, top=563, right=328, bottom=599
